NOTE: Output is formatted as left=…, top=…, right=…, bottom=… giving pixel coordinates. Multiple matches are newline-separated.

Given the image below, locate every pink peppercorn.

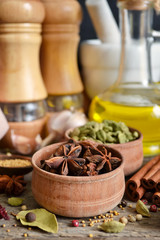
left=149, top=205, right=157, bottom=212
left=141, top=199, right=148, bottom=205
left=72, top=220, right=79, bottom=227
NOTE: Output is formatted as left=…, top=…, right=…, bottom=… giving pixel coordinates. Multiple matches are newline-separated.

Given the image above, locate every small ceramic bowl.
left=0, top=154, right=32, bottom=176
left=65, top=127, right=143, bottom=176
left=32, top=142, right=125, bottom=218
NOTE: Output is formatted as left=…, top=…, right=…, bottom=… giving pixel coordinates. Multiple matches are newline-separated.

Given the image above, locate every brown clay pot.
left=32, top=142, right=125, bottom=218
left=65, top=127, right=143, bottom=176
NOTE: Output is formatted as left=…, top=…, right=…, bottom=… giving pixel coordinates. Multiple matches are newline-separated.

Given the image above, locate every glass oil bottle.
left=89, top=0, right=160, bottom=156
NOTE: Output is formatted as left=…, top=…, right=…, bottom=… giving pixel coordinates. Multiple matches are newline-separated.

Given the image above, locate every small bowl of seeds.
left=0, top=154, right=32, bottom=176
left=65, top=120, right=143, bottom=176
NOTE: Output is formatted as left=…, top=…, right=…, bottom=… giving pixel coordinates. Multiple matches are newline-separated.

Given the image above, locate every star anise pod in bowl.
left=40, top=140, right=122, bottom=176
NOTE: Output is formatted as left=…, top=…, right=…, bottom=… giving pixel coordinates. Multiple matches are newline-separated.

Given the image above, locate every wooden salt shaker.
left=41, top=0, right=84, bottom=112
left=0, top=0, right=47, bottom=152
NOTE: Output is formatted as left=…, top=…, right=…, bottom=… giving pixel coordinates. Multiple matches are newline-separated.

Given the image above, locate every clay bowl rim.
left=0, top=154, right=32, bottom=176
left=65, top=126, right=143, bottom=148
left=32, top=141, right=124, bottom=183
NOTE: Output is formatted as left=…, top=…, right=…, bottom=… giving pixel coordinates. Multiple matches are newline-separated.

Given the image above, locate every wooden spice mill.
left=40, top=0, right=84, bottom=112
left=0, top=0, right=47, bottom=153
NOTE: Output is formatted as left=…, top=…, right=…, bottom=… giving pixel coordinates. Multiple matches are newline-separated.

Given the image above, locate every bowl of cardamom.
left=65, top=120, right=143, bottom=176
left=32, top=139, right=125, bottom=218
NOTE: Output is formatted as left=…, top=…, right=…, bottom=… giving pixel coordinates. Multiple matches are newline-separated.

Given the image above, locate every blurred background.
left=78, top=0, right=160, bottom=42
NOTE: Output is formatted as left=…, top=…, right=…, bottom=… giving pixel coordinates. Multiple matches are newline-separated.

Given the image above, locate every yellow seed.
left=81, top=220, right=85, bottom=224
left=98, top=215, right=101, bottom=219
left=110, top=218, right=113, bottom=221
left=128, top=214, right=132, bottom=217
left=102, top=215, right=105, bottom=219
left=103, top=219, right=106, bottom=222
left=23, top=233, right=28, bottom=237
left=28, top=227, right=32, bottom=230
left=105, top=213, right=109, bottom=217
left=93, top=216, right=97, bottom=219
left=13, top=224, right=17, bottom=227
left=21, top=205, right=27, bottom=211
left=119, top=205, right=122, bottom=208
left=6, top=229, right=10, bottom=232
left=89, top=233, right=93, bottom=238
left=82, top=224, right=86, bottom=227
left=97, top=220, right=100, bottom=223
left=89, top=219, right=92, bottom=221
left=110, top=214, right=114, bottom=218
left=2, top=224, right=6, bottom=228
left=110, top=210, right=113, bottom=213
left=128, top=204, right=133, bottom=208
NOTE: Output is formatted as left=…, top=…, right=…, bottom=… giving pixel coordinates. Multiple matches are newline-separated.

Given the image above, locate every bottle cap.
left=118, top=0, right=152, bottom=10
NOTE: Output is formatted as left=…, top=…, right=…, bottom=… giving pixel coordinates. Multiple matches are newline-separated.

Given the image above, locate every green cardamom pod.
left=98, top=220, right=125, bottom=233
left=8, top=197, right=24, bottom=206
left=96, top=129, right=106, bottom=142
left=136, top=200, right=151, bottom=217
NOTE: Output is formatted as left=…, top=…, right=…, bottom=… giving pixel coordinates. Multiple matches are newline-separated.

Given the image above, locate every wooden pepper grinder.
left=0, top=0, right=48, bottom=154
left=41, top=0, right=84, bottom=112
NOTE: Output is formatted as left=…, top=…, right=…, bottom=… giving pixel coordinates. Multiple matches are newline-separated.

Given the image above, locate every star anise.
left=0, top=175, right=26, bottom=196
left=41, top=141, right=86, bottom=176
left=81, top=142, right=112, bottom=174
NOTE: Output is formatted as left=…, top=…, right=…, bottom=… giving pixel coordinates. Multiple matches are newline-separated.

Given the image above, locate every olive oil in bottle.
left=89, top=95, right=160, bottom=156
left=89, top=0, right=160, bottom=156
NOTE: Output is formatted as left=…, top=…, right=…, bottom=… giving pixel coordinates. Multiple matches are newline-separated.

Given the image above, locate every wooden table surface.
left=1, top=157, right=160, bottom=240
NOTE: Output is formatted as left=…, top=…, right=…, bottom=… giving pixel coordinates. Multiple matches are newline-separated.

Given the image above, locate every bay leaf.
left=98, top=220, right=125, bottom=233
left=8, top=197, right=24, bottom=206
left=16, top=208, right=58, bottom=233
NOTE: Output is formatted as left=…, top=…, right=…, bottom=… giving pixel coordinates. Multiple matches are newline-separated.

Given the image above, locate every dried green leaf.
left=16, top=208, right=58, bottom=233
left=136, top=200, right=151, bottom=217
left=98, top=220, right=125, bottom=233
left=8, top=197, right=24, bottom=206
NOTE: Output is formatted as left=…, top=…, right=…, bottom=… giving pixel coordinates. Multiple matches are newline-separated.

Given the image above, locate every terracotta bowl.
left=65, top=127, right=143, bottom=176
left=31, top=142, right=125, bottom=218
left=0, top=154, right=32, bottom=176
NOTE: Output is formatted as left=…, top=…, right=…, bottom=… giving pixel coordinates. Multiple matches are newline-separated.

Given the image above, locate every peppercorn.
left=141, top=199, right=148, bottom=205
left=25, top=212, right=36, bottom=222
left=72, top=220, right=79, bottom=227
left=144, top=192, right=153, bottom=202
left=149, top=205, right=157, bottom=212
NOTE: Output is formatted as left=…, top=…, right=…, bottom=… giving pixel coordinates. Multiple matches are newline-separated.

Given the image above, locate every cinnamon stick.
left=141, top=163, right=160, bottom=190
left=125, top=185, right=146, bottom=202
left=155, top=178, right=160, bottom=192
left=152, top=192, right=160, bottom=207
left=126, top=155, right=160, bottom=201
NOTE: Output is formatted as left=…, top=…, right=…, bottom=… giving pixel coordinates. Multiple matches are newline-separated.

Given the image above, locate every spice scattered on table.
left=0, top=204, right=10, bottom=220
left=8, top=197, right=24, bottom=206
left=98, top=220, right=125, bottom=233
left=16, top=209, right=58, bottom=233
left=0, top=175, right=26, bottom=196
left=25, top=212, right=36, bottom=222
left=136, top=200, right=151, bottom=217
